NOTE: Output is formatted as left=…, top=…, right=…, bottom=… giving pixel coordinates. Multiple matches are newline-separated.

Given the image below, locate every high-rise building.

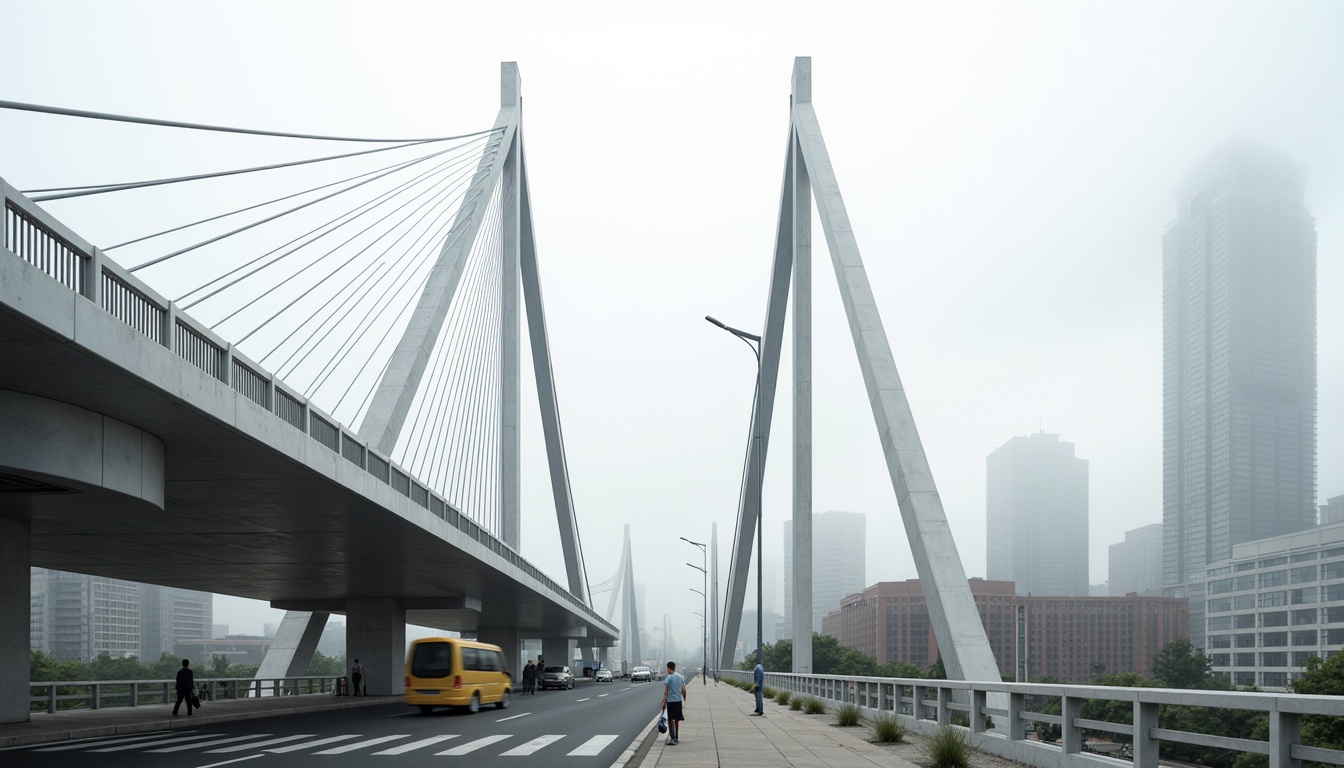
left=140, top=584, right=213, bottom=661
left=1321, top=494, right=1344, bottom=526
left=782, top=511, right=866, bottom=638
left=821, top=579, right=1188, bottom=684
left=29, top=568, right=141, bottom=661
left=1162, top=139, right=1318, bottom=648
left=1110, top=524, right=1164, bottom=597
left=986, top=432, right=1089, bottom=596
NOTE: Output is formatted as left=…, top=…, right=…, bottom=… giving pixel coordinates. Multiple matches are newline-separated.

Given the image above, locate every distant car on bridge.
left=594, top=668, right=613, bottom=682
left=540, top=665, right=575, bottom=690
left=630, top=666, right=652, bottom=682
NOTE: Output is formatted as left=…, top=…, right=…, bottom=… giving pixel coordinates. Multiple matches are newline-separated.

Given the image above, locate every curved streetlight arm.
left=705, top=316, right=763, bottom=359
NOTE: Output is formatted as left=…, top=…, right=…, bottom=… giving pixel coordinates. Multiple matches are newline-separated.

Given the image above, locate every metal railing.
left=28, top=676, right=343, bottom=714
left=0, top=177, right=616, bottom=636
left=722, top=670, right=1344, bottom=768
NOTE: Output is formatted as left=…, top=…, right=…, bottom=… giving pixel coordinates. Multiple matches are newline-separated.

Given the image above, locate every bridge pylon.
left=716, top=58, right=1002, bottom=687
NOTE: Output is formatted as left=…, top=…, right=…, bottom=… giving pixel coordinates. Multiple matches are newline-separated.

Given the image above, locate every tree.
left=306, top=650, right=345, bottom=677
left=208, top=654, right=233, bottom=678
left=1291, top=653, right=1344, bottom=754
left=1152, top=640, right=1213, bottom=689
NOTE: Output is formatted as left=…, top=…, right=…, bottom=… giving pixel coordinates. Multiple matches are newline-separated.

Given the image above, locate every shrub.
left=789, top=695, right=804, bottom=711
left=775, top=690, right=791, bottom=705
left=804, top=697, right=827, bottom=715
left=924, top=725, right=971, bottom=768
left=836, top=703, right=862, bottom=726
left=873, top=712, right=906, bottom=743
left=762, top=686, right=778, bottom=699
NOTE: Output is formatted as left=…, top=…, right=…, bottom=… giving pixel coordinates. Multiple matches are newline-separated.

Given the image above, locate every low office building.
left=822, top=579, right=1187, bottom=683
left=1204, top=521, right=1344, bottom=690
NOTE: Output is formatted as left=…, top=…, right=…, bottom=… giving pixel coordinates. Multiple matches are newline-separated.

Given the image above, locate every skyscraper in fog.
left=986, top=432, right=1089, bottom=596
left=140, top=584, right=213, bottom=661
left=29, top=568, right=141, bottom=661
left=1162, top=139, right=1317, bottom=647
left=1109, top=523, right=1163, bottom=597
left=784, top=511, right=865, bottom=637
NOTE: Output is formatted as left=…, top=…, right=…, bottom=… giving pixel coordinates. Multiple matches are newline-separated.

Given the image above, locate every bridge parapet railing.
left=28, top=675, right=343, bottom=714
left=1, top=179, right=617, bottom=636
left=721, top=670, right=1344, bottom=768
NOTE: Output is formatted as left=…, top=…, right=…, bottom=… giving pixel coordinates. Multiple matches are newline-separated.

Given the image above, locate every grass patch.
left=872, top=713, right=906, bottom=743
left=835, top=703, right=862, bottom=726
left=789, top=695, right=804, bottom=711
left=924, top=725, right=972, bottom=768
left=804, top=697, right=827, bottom=715
left=775, top=690, right=791, bottom=705
left=762, top=686, right=778, bottom=699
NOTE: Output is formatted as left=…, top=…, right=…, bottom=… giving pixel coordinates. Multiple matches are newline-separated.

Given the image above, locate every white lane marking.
left=568, top=734, right=619, bottom=756
left=496, top=712, right=532, bottom=722
left=265, top=734, right=362, bottom=753
left=150, top=734, right=272, bottom=753
left=387, top=711, right=420, bottom=717
left=372, top=735, right=458, bottom=755
left=620, top=687, right=632, bottom=691
left=91, top=733, right=219, bottom=752
left=436, top=735, right=510, bottom=755
left=599, top=693, right=610, bottom=697
left=193, top=756, right=265, bottom=768
left=207, top=734, right=315, bottom=753
left=33, top=731, right=192, bottom=751
left=314, top=734, right=410, bottom=754
left=576, top=697, right=591, bottom=702
left=500, top=735, right=564, bottom=755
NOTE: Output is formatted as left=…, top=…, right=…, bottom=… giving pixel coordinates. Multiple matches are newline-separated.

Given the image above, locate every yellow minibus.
left=405, top=637, right=512, bottom=714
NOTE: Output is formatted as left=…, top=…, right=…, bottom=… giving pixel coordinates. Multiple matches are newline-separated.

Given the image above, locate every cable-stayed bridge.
left=0, top=63, right=620, bottom=723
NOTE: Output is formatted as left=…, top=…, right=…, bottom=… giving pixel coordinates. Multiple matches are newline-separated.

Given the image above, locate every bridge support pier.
left=255, top=610, right=329, bottom=681
left=477, top=627, right=521, bottom=682
left=540, top=638, right=573, bottom=671
left=346, top=599, right=405, bottom=696
left=0, top=518, right=30, bottom=724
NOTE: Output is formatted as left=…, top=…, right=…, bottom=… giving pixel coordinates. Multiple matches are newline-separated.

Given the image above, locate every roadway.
left=0, top=679, right=666, bottom=768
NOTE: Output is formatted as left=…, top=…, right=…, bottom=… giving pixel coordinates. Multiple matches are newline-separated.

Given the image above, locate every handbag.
left=191, top=694, right=201, bottom=708
left=657, top=706, right=668, bottom=734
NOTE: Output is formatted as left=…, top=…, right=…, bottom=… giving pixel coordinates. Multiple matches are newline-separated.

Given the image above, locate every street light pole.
left=682, top=536, right=708, bottom=685
left=705, top=316, right=764, bottom=670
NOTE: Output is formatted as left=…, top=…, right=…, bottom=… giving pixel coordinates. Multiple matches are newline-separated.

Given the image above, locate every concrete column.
left=791, top=119, right=813, bottom=674
left=255, top=610, right=329, bottom=680
left=0, top=519, right=31, bottom=724
left=541, top=638, right=573, bottom=670
left=477, top=626, right=521, bottom=681
left=710, top=523, right=719, bottom=673
left=499, top=63, right=521, bottom=549
left=346, top=599, right=405, bottom=695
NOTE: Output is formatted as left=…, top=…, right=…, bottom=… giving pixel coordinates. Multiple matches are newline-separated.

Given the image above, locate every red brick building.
left=820, top=579, right=1187, bottom=683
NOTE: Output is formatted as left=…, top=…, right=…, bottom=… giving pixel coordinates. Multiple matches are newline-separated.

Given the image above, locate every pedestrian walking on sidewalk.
left=751, top=661, right=764, bottom=715
left=172, top=659, right=195, bottom=716
left=660, top=661, right=686, bottom=745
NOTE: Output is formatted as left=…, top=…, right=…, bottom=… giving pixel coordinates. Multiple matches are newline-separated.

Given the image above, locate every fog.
left=3, top=1, right=1341, bottom=658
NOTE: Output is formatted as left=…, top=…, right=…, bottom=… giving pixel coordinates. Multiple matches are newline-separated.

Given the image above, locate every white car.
left=595, top=668, right=613, bottom=682
left=630, top=666, right=652, bottom=682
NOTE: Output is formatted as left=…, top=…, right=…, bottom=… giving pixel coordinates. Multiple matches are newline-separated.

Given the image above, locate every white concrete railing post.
left=971, top=689, right=988, bottom=734
left=1062, top=694, right=1083, bottom=754
left=937, top=686, right=951, bottom=726
left=85, top=247, right=104, bottom=304
left=1269, top=708, right=1301, bottom=768
left=1133, top=700, right=1160, bottom=768
left=1007, top=690, right=1027, bottom=740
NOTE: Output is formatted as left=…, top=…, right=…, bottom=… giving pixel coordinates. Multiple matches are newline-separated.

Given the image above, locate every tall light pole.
left=682, top=536, right=708, bottom=685
left=705, top=315, right=764, bottom=669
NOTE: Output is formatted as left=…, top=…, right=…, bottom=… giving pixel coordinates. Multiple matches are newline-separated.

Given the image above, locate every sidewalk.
left=634, top=680, right=919, bottom=768
left=0, top=694, right=394, bottom=749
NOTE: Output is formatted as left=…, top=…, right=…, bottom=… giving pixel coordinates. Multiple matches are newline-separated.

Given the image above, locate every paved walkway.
left=0, top=694, right=393, bottom=748
left=635, top=680, right=919, bottom=768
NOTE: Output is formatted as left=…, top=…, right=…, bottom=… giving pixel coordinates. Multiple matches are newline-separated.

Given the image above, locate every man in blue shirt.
left=660, top=661, right=686, bottom=745
left=751, top=661, right=765, bottom=715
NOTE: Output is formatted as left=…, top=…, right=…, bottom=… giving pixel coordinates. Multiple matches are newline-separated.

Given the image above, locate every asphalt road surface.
left=0, top=679, right=669, bottom=768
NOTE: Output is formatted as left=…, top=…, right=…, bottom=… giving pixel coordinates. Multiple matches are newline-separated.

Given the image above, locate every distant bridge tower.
left=603, top=524, right=642, bottom=670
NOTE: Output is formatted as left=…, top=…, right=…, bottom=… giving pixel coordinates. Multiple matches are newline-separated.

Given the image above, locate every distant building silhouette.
left=1321, top=494, right=1344, bottom=526
left=986, top=432, right=1089, bottom=596
left=30, top=569, right=140, bottom=661
left=1110, top=524, right=1164, bottom=597
left=1162, top=139, right=1318, bottom=648
left=140, top=584, right=213, bottom=661
left=782, top=511, right=865, bottom=639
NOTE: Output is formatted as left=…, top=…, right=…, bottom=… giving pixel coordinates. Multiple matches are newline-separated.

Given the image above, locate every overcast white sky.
left=4, top=1, right=1341, bottom=649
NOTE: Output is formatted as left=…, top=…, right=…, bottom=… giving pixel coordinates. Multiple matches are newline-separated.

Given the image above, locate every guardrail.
left=721, top=669, right=1344, bottom=768
left=28, top=676, right=343, bottom=714
left=0, top=177, right=614, bottom=636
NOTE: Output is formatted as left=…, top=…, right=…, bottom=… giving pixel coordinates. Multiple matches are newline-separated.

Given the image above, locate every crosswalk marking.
left=500, top=735, right=564, bottom=755
left=148, top=734, right=271, bottom=753
left=208, top=734, right=315, bottom=753
left=313, top=734, right=410, bottom=754
left=568, top=735, right=618, bottom=756
left=90, top=733, right=218, bottom=752
left=371, top=734, right=458, bottom=755
left=497, top=712, right=531, bottom=722
left=436, top=735, right=511, bottom=755
left=34, top=731, right=191, bottom=751
left=266, top=734, right=362, bottom=753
